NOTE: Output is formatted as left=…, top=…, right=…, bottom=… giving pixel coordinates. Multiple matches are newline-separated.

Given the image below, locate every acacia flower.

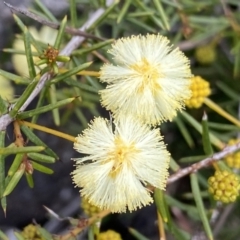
left=99, top=34, right=192, bottom=125
left=72, top=116, right=170, bottom=213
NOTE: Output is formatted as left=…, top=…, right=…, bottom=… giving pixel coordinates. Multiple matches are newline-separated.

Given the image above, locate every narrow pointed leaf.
left=4, top=164, right=25, bottom=197
left=9, top=76, right=40, bottom=117
left=0, top=146, right=45, bottom=156
left=133, top=0, right=164, bottom=29
left=13, top=14, right=42, bottom=53
left=17, top=97, right=75, bottom=119
left=0, top=96, right=8, bottom=117
left=202, top=112, right=213, bottom=155
left=72, top=39, right=114, bottom=56
left=20, top=125, right=58, bottom=159
left=7, top=153, right=24, bottom=177
left=179, top=155, right=209, bottom=163
left=31, top=161, right=53, bottom=174
left=174, top=116, right=194, bottom=148
left=14, top=232, right=25, bottom=240
left=35, top=0, right=58, bottom=22
left=153, top=0, right=170, bottom=30
left=36, top=225, right=53, bottom=240
left=52, top=62, right=59, bottom=75
left=31, top=86, right=48, bottom=124
left=0, top=230, right=8, bottom=240
left=27, top=153, right=55, bottom=163
left=88, top=0, right=120, bottom=30
left=180, top=111, right=224, bottom=149
left=0, top=131, right=6, bottom=213
left=129, top=228, right=150, bottom=240
left=65, top=79, right=98, bottom=93
left=51, top=62, right=92, bottom=84
left=13, top=14, right=26, bottom=32
left=23, top=26, right=36, bottom=78
left=165, top=223, right=190, bottom=240
left=215, top=81, right=239, bottom=101
left=35, top=59, right=48, bottom=66
left=70, top=0, right=77, bottom=27
left=0, top=69, right=30, bottom=84
left=127, top=18, right=156, bottom=32
left=54, top=16, right=67, bottom=49
left=190, top=173, right=213, bottom=240
left=208, top=122, right=240, bottom=131
left=117, top=0, right=131, bottom=23
left=56, top=56, right=70, bottom=62
left=233, top=42, right=240, bottom=78
left=165, top=195, right=199, bottom=220
left=25, top=173, right=34, bottom=188
left=88, top=227, right=95, bottom=240
left=169, top=157, right=180, bottom=172
left=75, top=108, right=88, bottom=128
left=3, top=48, right=39, bottom=56
left=154, top=188, right=169, bottom=223
left=49, top=84, right=60, bottom=126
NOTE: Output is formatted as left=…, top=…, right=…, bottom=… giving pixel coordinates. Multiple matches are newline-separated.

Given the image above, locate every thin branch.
left=0, top=0, right=115, bottom=131
left=3, top=1, right=104, bottom=41
left=167, top=142, right=240, bottom=184
left=213, top=204, right=234, bottom=236
left=220, top=0, right=240, bottom=33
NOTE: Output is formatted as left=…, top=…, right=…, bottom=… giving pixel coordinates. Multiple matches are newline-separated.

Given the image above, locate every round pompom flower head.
left=72, top=116, right=170, bottom=213
left=99, top=34, right=192, bottom=125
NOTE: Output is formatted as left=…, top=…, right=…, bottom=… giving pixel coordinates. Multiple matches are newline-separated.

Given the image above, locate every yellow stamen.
left=108, top=137, right=139, bottom=178
left=131, top=58, right=162, bottom=93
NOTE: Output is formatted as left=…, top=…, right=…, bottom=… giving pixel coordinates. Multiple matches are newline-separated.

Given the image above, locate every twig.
left=220, top=0, right=240, bottom=33
left=167, top=141, right=240, bottom=184
left=0, top=0, right=115, bottom=131
left=57, top=210, right=111, bottom=240
left=213, top=204, right=234, bottom=236
left=3, top=1, right=104, bottom=41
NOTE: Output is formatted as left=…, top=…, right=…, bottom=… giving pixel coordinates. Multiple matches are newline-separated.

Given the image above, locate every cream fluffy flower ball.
left=99, top=34, right=192, bottom=125
left=72, top=116, right=170, bottom=213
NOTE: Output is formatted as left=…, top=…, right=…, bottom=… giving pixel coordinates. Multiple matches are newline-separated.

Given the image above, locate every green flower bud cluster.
left=195, top=44, right=216, bottom=65
left=81, top=196, right=101, bottom=216
left=21, top=224, right=44, bottom=240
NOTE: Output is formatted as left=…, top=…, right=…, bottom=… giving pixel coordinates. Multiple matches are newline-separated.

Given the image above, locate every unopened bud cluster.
left=43, top=45, right=59, bottom=63
left=21, top=224, right=44, bottom=240
left=208, top=170, right=240, bottom=203
left=98, top=230, right=122, bottom=240
left=81, top=196, right=101, bottom=216
left=195, top=44, right=216, bottom=65
left=185, top=76, right=211, bottom=108
left=225, top=139, right=240, bottom=169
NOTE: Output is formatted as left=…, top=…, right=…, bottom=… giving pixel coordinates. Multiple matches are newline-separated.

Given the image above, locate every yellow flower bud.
left=185, top=76, right=211, bottom=108
left=225, top=139, right=240, bottom=169
left=21, top=224, right=44, bottom=240
left=98, top=230, right=122, bottom=240
left=208, top=170, right=240, bottom=204
left=195, top=44, right=216, bottom=65
left=81, top=196, right=101, bottom=216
